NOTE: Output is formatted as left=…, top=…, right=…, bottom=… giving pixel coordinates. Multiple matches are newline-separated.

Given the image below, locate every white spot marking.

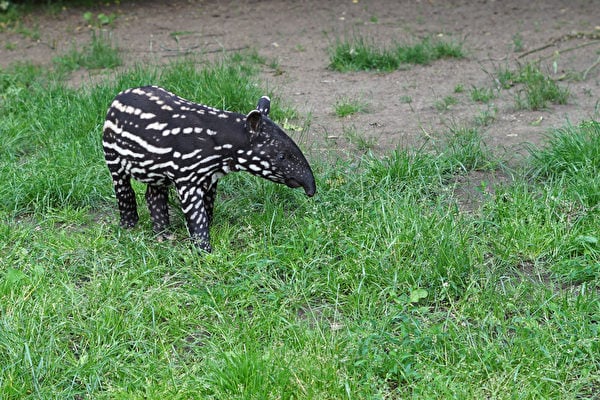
left=140, top=112, right=156, bottom=120
left=248, top=164, right=262, bottom=172
left=146, top=122, right=168, bottom=130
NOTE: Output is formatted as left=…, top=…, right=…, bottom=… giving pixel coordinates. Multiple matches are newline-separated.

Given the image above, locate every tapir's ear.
left=245, top=109, right=262, bottom=134
left=256, top=96, right=270, bottom=116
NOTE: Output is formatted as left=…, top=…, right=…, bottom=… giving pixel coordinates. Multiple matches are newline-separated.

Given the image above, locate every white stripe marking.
left=182, top=149, right=203, bottom=160
left=104, top=120, right=172, bottom=154
left=149, top=161, right=179, bottom=171
left=102, top=141, right=144, bottom=159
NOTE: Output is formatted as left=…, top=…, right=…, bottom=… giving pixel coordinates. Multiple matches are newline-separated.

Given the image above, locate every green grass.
left=470, top=86, right=496, bottom=103
left=512, top=33, right=524, bottom=52
left=329, top=35, right=464, bottom=72
left=53, top=30, right=122, bottom=75
left=399, top=95, right=413, bottom=104
left=1, top=1, right=99, bottom=33
left=473, top=105, right=498, bottom=127
left=440, top=125, right=495, bottom=172
left=82, top=11, right=117, bottom=28
left=529, top=120, right=600, bottom=210
left=333, top=97, right=369, bottom=117
left=0, top=1, right=24, bottom=29
left=343, top=125, right=377, bottom=152
left=1, top=58, right=599, bottom=399
left=434, top=95, right=458, bottom=112
left=497, top=62, right=569, bottom=110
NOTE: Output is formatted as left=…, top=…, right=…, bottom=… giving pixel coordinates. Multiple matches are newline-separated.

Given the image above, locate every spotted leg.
left=145, top=185, right=172, bottom=240
left=176, top=184, right=211, bottom=252
left=204, top=181, right=218, bottom=227
left=111, top=174, right=139, bottom=228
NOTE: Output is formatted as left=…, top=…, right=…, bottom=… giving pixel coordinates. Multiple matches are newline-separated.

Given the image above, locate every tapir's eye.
left=277, top=153, right=285, bottom=161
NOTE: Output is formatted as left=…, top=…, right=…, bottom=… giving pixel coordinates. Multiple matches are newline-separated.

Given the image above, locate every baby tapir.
left=102, top=86, right=316, bottom=252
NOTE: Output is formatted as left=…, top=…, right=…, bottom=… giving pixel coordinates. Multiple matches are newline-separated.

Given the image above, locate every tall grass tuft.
left=497, top=62, right=569, bottom=110
left=530, top=120, right=600, bottom=179
left=329, top=35, right=464, bottom=72
left=490, top=120, right=600, bottom=283
left=529, top=120, right=600, bottom=208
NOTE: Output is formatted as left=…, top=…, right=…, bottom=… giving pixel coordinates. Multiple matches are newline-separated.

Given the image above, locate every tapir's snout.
left=286, top=175, right=316, bottom=197
left=304, top=180, right=316, bottom=197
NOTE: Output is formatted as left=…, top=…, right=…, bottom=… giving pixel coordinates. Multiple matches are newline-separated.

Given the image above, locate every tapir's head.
left=238, top=96, right=316, bottom=197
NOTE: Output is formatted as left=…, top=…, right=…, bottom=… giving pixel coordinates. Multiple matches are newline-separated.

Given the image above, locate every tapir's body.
left=103, top=86, right=315, bottom=252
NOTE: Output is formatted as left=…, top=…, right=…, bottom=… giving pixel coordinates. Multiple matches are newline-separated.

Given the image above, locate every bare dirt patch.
left=2, top=0, right=599, bottom=159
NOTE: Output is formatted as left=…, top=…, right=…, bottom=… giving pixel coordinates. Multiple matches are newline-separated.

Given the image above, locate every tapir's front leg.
left=175, top=183, right=211, bottom=252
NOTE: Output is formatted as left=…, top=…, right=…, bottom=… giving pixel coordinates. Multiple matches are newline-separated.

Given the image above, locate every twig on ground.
left=539, top=40, right=600, bottom=61
left=152, top=44, right=249, bottom=57
left=159, top=44, right=202, bottom=53
left=583, top=55, right=600, bottom=80
left=518, top=31, right=600, bottom=59
left=518, top=43, right=554, bottom=59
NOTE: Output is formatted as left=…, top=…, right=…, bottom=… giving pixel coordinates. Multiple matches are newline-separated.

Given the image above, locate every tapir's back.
left=102, top=86, right=248, bottom=185
left=103, top=86, right=245, bottom=155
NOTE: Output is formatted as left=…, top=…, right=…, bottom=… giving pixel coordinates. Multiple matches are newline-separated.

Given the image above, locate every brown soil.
left=2, top=0, right=599, bottom=164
